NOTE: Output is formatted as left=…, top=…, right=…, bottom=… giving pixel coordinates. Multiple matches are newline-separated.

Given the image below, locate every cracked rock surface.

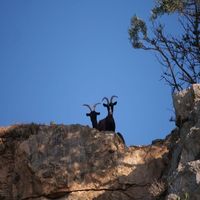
left=1, top=84, right=200, bottom=200
left=0, top=124, right=168, bottom=200
left=165, top=84, right=200, bottom=200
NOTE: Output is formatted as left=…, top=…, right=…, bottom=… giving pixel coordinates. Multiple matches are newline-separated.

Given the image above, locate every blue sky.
left=0, top=0, right=177, bottom=145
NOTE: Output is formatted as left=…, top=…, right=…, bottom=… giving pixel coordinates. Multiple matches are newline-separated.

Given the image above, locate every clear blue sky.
left=0, top=0, right=177, bottom=146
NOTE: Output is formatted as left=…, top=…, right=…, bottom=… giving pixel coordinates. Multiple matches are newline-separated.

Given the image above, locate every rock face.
left=166, top=84, right=200, bottom=200
left=1, top=84, right=200, bottom=200
left=0, top=124, right=169, bottom=200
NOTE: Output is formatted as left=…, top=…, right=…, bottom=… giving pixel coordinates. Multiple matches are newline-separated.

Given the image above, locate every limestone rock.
left=0, top=124, right=168, bottom=200
left=1, top=84, right=200, bottom=199
left=166, top=84, right=200, bottom=199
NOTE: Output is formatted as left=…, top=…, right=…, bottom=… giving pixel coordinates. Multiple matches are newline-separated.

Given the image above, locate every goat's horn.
left=110, top=95, right=118, bottom=103
left=83, top=104, right=92, bottom=111
left=102, top=97, right=109, bottom=104
left=93, top=103, right=101, bottom=110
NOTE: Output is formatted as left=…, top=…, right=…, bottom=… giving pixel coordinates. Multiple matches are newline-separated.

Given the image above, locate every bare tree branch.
left=129, top=0, right=200, bottom=92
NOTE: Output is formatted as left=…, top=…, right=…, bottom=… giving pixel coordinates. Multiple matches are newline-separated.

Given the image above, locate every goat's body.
left=98, top=114, right=115, bottom=132
left=92, top=119, right=98, bottom=129
left=98, top=119, right=106, bottom=131
left=83, top=97, right=125, bottom=144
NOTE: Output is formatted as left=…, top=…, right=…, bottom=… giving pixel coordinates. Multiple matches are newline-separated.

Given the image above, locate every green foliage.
left=50, top=121, right=56, bottom=125
left=176, top=192, right=189, bottom=200
left=183, top=192, right=189, bottom=200
left=151, top=0, right=187, bottom=20
left=129, top=0, right=200, bottom=92
left=129, top=15, right=147, bottom=48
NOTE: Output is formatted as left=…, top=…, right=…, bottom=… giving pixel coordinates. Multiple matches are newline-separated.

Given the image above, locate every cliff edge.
left=1, top=84, right=200, bottom=200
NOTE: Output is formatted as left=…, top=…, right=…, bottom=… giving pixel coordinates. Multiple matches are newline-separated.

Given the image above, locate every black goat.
left=83, top=103, right=100, bottom=129
left=83, top=97, right=125, bottom=145
left=98, top=96, right=125, bottom=144
left=98, top=96, right=118, bottom=132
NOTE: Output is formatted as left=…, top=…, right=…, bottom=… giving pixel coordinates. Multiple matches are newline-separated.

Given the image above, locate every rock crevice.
left=1, top=84, right=200, bottom=199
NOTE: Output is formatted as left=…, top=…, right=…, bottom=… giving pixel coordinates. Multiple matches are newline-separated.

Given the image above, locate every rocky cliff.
left=1, top=84, right=200, bottom=200
left=165, top=84, right=200, bottom=200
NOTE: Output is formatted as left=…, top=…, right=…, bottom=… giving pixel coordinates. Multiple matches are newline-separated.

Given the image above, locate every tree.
left=129, top=0, right=200, bottom=92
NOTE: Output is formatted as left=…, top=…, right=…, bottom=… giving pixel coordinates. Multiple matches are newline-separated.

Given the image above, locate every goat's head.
left=83, top=103, right=100, bottom=122
left=102, top=95, right=118, bottom=115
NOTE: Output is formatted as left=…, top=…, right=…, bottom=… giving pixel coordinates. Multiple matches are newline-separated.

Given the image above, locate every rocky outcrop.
left=165, top=84, right=200, bottom=200
left=0, top=124, right=169, bottom=200
left=1, top=84, right=200, bottom=200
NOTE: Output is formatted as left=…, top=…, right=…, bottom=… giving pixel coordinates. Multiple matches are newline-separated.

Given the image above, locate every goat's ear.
left=113, top=101, right=117, bottom=106
left=86, top=113, right=90, bottom=117
left=103, top=103, right=107, bottom=107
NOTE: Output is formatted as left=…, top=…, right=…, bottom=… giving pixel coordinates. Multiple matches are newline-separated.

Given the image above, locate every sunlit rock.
left=1, top=84, right=200, bottom=199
